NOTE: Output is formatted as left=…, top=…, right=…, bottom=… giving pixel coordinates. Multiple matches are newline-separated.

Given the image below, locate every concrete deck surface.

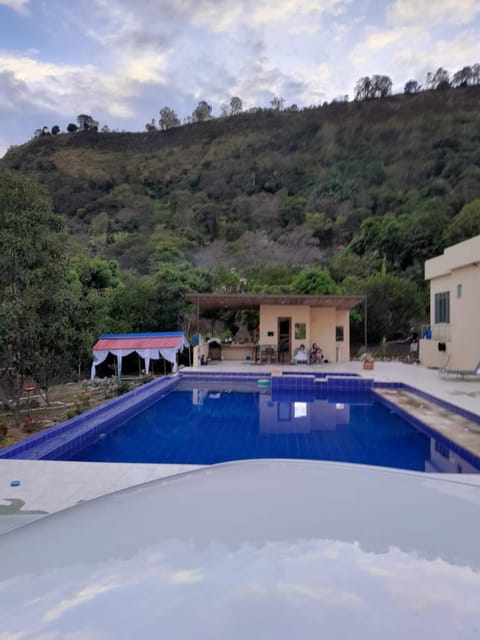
left=1, top=361, right=479, bottom=531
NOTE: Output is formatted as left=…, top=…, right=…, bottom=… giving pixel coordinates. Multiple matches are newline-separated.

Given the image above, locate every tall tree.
left=159, top=107, right=180, bottom=130
left=404, top=80, right=422, bottom=94
left=354, top=76, right=372, bottom=100
left=425, top=68, right=450, bottom=90
left=452, top=66, right=473, bottom=87
left=0, top=171, right=73, bottom=420
left=270, top=96, right=285, bottom=110
left=230, top=96, right=243, bottom=115
left=355, top=75, right=392, bottom=100
left=444, top=198, right=480, bottom=245
left=192, top=101, right=213, bottom=122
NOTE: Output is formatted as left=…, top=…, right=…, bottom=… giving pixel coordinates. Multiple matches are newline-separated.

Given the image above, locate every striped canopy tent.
left=90, top=332, right=189, bottom=379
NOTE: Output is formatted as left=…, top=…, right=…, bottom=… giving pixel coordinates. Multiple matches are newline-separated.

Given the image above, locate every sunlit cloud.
left=0, top=0, right=30, bottom=12
left=44, top=582, right=118, bottom=622
left=389, top=0, right=480, bottom=27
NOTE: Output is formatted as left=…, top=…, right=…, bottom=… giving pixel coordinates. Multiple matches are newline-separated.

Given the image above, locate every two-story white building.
left=420, top=234, right=480, bottom=371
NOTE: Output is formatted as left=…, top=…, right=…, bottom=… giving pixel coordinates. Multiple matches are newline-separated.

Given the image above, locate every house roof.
left=93, top=332, right=187, bottom=351
left=185, top=293, right=365, bottom=311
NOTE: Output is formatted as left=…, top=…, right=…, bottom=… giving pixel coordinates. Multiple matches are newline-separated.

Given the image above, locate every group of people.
left=294, top=343, right=324, bottom=364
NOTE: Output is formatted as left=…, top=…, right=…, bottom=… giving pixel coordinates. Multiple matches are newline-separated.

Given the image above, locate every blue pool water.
left=63, top=382, right=474, bottom=472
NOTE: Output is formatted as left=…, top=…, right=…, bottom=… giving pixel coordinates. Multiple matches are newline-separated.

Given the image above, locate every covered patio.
left=186, top=293, right=365, bottom=364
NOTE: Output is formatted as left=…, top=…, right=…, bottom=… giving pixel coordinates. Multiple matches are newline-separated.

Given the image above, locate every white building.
left=420, top=234, right=480, bottom=370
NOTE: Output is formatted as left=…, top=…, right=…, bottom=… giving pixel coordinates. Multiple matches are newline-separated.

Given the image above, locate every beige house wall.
left=259, top=304, right=351, bottom=363
left=259, top=304, right=310, bottom=356
left=421, top=234, right=480, bottom=370
left=336, top=309, right=351, bottom=362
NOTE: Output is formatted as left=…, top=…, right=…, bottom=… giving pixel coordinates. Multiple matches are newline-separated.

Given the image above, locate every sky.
left=1, top=0, right=480, bottom=157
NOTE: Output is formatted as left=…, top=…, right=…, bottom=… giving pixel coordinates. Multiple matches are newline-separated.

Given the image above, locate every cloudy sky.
left=1, top=0, right=480, bottom=157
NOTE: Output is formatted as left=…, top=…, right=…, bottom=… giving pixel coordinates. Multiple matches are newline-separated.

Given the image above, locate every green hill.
left=3, top=86, right=480, bottom=278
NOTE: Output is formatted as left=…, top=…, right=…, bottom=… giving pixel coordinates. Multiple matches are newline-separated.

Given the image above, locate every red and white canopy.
left=91, top=332, right=189, bottom=378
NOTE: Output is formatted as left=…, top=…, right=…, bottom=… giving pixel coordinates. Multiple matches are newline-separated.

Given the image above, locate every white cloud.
left=0, top=0, right=30, bottom=12
left=90, top=0, right=352, bottom=35
left=389, top=0, right=480, bottom=27
left=317, top=62, right=333, bottom=83
left=252, top=0, right=351, bottom=25
left=0, top=49, right=170, bottom=125
left=365, top=29, right=403, bottom=50
left=125, top=52, right=169, bottom=84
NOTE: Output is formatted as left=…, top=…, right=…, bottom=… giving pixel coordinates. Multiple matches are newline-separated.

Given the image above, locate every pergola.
left=185, top=293, right=365, bottom=311
left=185, top=293, right=368, bottom=349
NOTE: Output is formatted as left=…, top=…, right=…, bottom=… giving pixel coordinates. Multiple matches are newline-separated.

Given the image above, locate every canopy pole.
left=197, top=295, right=200, bottom=335
left=364, top=296, right=368, bottom=352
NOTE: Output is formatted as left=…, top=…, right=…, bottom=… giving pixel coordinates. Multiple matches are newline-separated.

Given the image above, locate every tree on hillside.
left=66, top=123, right=78, bottom=133
left=51, top=125, right=60, bottom=135
left=450, top=64, right=480, bottom=87
left=192, top=101, right=212, bottom=122
left=68, top=255, right=122, bottom=375
left=270, top=96, right=285, bottom=110
left=354, top=77, right=371, bottom=100
left=159, top=106, right=181, bottom=130
left=444, top=198, right=480, bottom=245
left=452, top=66, right=473, bottom=87
left=290, top=269, right=340, bottom=295
left=0, top=171, right=74, bottom=421
left=355, top=75, right=392, bottom=100
left=230, top=96, right=243, bottom=115
left=404, top=80, right=422, bottom=94
left=425, top=67, right=450, bottom=90
left=145, top=118, right=157, bottom=132
left=343, top=271, right=425, bottom=343
left=472, top=63, right=480, bottom=85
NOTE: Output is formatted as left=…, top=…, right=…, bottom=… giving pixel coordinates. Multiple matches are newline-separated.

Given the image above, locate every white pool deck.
left=1, top=360, right=479, bottom=532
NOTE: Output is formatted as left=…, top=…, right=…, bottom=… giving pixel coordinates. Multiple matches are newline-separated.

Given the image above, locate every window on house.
left=457, top=284, right=462, bottom=298
left=294, top=323, right=306, bottom=340
left=434, top=292, right=450, bottom=323
left=336, top=326, right=344, bottom=342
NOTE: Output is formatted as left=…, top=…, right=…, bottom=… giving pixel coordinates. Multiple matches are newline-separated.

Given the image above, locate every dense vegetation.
left=2, top=84, right=480, bottom=386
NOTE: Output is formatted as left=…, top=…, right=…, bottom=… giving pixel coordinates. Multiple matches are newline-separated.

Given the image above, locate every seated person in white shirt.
left=294, top=344, right=308, bottom=363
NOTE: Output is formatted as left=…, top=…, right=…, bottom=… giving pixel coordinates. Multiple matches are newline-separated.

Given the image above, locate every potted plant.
left=360, top=352, right=375, bottom=370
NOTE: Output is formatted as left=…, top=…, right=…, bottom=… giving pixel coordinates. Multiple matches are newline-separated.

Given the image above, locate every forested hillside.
left=2, top=85, right=480, bottom=345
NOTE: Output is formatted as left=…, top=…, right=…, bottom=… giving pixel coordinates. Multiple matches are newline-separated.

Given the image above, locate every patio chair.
left=439, top=359, right=480, bottom=380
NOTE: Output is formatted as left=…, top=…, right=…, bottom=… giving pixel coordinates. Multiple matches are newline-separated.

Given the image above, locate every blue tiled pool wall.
left=372, top=387, right=480, bottom=470
left=0, top=375, right=181, bottom=460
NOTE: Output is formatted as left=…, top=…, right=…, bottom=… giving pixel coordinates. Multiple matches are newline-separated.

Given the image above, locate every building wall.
left=259, top=305, right=351, bottom=362
left=336, top=309, right=351, bottom=362
left=259, top=305, right=310, bottom=359
left=421, top=234, right=480, bottom=370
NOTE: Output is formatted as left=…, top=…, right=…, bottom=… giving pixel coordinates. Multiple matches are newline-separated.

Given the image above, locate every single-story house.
left=420, top=234, right=480, bottom=371
left=185, top=293, right=365, bottom=363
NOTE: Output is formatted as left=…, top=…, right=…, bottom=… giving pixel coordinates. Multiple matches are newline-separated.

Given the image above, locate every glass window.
left=336, top=326, right=344, bottom=341
left=434, top=292, right=450, bottom=323
left=457, top=284, right=462, bottom=298
left=294, top=323, right=306, bottom=340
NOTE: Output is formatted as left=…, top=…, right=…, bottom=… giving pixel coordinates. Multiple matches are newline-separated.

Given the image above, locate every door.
left=278, top=318, right=291, bottom=363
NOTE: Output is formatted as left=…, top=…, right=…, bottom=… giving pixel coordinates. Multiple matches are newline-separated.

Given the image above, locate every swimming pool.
left=1, top=373, right=479, bottom=473
left=58, top=378, right=478, bottom=472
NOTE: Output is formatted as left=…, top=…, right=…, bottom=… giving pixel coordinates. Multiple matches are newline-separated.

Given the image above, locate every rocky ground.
left=0, top=378, right=140, bottom=449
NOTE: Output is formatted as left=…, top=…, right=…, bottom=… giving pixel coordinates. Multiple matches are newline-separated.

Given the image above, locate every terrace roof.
left=185, top=293, right=365, bottom=311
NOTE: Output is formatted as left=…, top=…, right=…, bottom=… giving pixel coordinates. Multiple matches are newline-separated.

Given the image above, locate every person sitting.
left=294, top=344, right=308, bottom=363
left=310, top=343, right=324, bottom=364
